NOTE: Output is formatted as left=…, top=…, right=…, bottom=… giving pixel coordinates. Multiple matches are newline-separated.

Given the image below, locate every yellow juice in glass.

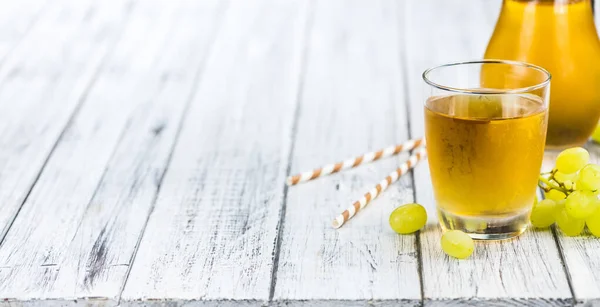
left=425, top=94, right=547, bottom=237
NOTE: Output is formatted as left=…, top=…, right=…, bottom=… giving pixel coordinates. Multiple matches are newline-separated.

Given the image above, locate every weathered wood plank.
left=120, top=0, right=312, bottom=305
left=0, top=0, right=226, bottom=305
left=272, top=0, right=420, bottom=306
left=0, top=0, right=130, bottom=248
left=403, top=0, right=573, bottom=305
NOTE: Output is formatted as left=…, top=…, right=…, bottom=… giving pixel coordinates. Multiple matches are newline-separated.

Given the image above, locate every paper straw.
left=332, top=147, right=427, bottom=229
left=286, top=138, right=425, bottom=186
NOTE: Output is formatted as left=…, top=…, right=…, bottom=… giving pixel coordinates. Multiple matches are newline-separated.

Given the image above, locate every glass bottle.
left=484, top=0, right=600, bottom=149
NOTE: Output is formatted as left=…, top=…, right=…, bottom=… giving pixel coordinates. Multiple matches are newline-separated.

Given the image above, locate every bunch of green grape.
left=535, top=147, right=600, bottom=237
left=389, top=204, right=474, bottom=259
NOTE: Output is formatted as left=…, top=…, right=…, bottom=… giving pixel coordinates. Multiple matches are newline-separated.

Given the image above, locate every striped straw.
left=287, top=138, right=425, bottom=186
left=332, top=147, right=427, bottom=229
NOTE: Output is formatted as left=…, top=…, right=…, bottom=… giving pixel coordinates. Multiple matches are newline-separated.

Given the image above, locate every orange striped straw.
left=332, top=147, right=427, bottom=229
left=286, top=138, right=425, bottom=186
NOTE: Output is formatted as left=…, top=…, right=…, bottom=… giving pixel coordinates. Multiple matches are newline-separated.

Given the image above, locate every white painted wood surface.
left=0, top=0, right=130, bottom=249
left=404, top=0, right=574, bottom=306
left=120, top=0, right=311, bottom=305
left=273, top=0, right=420, bottom=305
left=0, top=0, right=226, bottom=305
left=0, top=0, right=598, bottom=305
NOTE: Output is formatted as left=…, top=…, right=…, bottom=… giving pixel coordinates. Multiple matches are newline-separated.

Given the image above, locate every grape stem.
left=538, top=169, right=573, bottom=195
left=538, top=176, right=565, bottom=193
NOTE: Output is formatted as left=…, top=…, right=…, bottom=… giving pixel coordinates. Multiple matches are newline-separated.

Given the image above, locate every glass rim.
left=422, top=59, right=552, bottom=95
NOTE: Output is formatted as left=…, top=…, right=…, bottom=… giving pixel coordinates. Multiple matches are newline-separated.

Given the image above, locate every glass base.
left=438, top=208, right=530, bottom=240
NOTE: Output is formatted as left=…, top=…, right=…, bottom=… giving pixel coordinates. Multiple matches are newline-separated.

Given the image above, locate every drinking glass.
left=423, top=60, right=551, bottom=240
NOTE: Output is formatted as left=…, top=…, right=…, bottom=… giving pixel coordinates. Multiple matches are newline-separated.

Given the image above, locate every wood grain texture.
left=120, top=0, right=312, bottom=305
left=403, top=0, right=573, bottom=305
left=272, top=0, right=420, bottom=306
left=0, top=0, right=131, bottom=249
left=0, top=0, right=225, bottom=305
left=0, top=0, right=596, bottom=305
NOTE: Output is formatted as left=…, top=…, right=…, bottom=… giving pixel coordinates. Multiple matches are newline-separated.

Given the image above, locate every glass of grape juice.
left=423, top=60, right=551, bottom=240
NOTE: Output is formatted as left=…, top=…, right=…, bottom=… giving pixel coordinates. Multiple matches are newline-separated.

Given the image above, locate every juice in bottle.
left=484, top=0, right=600, bottom=148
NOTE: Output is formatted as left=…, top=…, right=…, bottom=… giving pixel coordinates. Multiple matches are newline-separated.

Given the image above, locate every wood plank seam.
left=398, top=1, right=425, bottom=304
left=562, top=146, right=600, bottom=305
left=272, top=0, right=420, bottom=304
left=0, top=0, right=138, bottom=250
left=540, top=187, right=580, bottom=304
left=60, top=116, right=136, bottom=250
left=0, top=0, right=230, bottom=301
left=550, top=226, right=577, bottom=303
left=119, top=0, right=313, bottom=303
left=267, top=0, right=315, bottom=303
left=114, top=1, right=233, bottom=304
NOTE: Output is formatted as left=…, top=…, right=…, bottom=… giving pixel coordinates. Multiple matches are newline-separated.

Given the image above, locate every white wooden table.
left=0, top=0, right=599, bottom=305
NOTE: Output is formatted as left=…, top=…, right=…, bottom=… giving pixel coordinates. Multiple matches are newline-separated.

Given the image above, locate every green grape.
left=555, top=199, right=566, bottom=210
left=555, top=147, right=590, bottom=174
left=553, top=199, right=566, bottom=218
left=554, top=171, right=576, bottom=183
left=389, top=203, right=427, bottom=234
left=586, top=208, right=600, bottom=237
left=576, top=164, right=600, bottom=191
left=530, top=199, right=557, bottom=228
left=556, top=208, right=586, bottom=236
left=565, top=190, right=597, bottom=219
left=572, top=173, right=580, bottom=187
left=441, top=230, right=474, bottom=259
left=544, top=189, right=566, bottom=201
left=563, top=180, right=575, bottom=190
left=533, top=195, right=538, bottom=207
left=592, top=123, right=600, bottom=144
